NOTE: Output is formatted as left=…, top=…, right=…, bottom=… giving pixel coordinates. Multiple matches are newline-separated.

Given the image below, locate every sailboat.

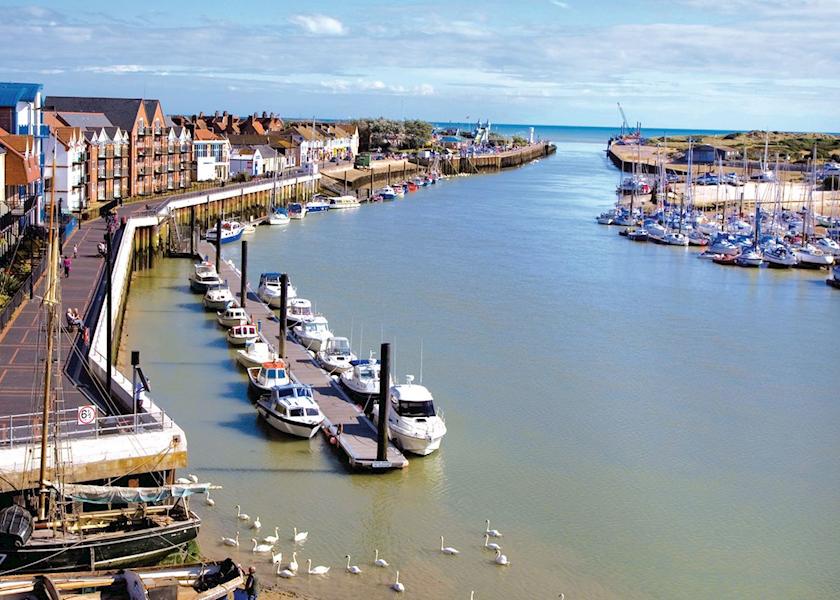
left=0, top=181, right=203, bottom=575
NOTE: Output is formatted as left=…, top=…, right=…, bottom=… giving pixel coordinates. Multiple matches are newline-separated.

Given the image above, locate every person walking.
left=244, top=566, right=258, bottom=600
left=63, top=256, right=72, bottom=278
left=73, top=244, right=78, bottom=259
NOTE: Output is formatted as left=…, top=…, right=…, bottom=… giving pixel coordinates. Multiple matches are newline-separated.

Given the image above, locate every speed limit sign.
left=77, top=405, right=96, bottom=425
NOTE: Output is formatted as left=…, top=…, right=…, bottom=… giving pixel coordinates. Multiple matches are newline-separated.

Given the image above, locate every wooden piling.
left=377, top=342, right=391, bottom=461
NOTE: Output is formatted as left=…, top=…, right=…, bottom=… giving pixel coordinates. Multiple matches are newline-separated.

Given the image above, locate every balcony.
left=167, top=163, right=174, bottom=172
left=168, top=146, right=175, bottom=154
left=137, top=148, right=146, bottom=157
left=154, top=127, right=162, bottom=136
left=114, top=169, right=122, bottom=177
left=154, top=166, right=163, bottom=175
left=73, top=153, right=87, bottom=164
left=97, top=169, right=106, bottom=179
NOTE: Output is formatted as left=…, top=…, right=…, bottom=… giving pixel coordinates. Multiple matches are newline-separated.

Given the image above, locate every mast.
left=38, top=156, right=59, bottom=521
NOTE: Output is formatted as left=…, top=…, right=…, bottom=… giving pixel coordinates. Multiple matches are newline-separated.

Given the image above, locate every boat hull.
left=339, top=379, right=379, bottom=407
left=392, top=432, right=443, bottom=456
left=226, top=334, right=258, bottom=346
left=827, top=278, right=840, bottom=289
left=316, top=356, right=353, bottom=374
left=256, top=402, right=322, bottom=439
left=204, top=297, right=234, bottom=311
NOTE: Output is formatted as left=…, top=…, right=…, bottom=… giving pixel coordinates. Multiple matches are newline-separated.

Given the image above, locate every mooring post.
left=279, top=273, right=288, bottom=362
left=132, top=350, right=140, bottom=432
left=240, top=240, right=248, bottom=309
left=105, top=227, right=113, bottom=402
left=215, top=218, right=222, bottom=274
left=377, top=342, right=391, bottom=462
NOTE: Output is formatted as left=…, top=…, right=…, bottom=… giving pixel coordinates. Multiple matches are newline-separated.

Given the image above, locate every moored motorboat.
left=226, top=324, right=259, bottom=346
left=330, top=195, right=361, bottom=209
left=268, top=208, right=290, bottom=225
left=258, top=272, right=297, bottom=307
left=664, top=231, right=689, bottom=246
left=378, top=186, right=397, bottom=200
left=814, top=236, right=840, bottom=257
left=189, top=261, right=223, bottom=293
left=827, top=265, right=840, bottom=289
left=626, top=227, right=649, bottom=241
left=205, top=221, right=244, bottom=244
left=247, top=360, right=291, bottom=396
left=735, top=246, right=764, bottom=267
left=763, top=243, right=798, bottom=268
left=293, top=315, right=334, bottom=352
left=236, top=341, right=278, bottom=369
left=316, top=336, right=357, bottom=374
left=288, top=203, right=306, bottom=219
left=256, top=384, right=324, bottom=439
left=217, top=305, right=250, bottom=327
left=795, top=244, right=835, bottom=269
left=286, top=298, right=315, bottom=325
left=371, top=375, right=447, bottom=456
left=204, top=285, right=236, bottom=311
left=305, top=197, right=331, bottom=213
left=340, top=355, right=391, bottom=407
left=688, top=230, right=709, bottom=246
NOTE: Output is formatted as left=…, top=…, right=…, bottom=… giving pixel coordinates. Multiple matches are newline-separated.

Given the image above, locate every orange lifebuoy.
left=329, top=436, right=337, bottom=446
left=83, top=327, right=90, bottom=344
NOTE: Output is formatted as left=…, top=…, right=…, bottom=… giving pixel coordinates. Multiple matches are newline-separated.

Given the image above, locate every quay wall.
left=415, top=142, right=556, bottom=175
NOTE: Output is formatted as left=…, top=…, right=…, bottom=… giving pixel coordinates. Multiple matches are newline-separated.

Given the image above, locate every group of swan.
left=439, top=521, right=509, bottom=565
left=219, top=506, right=309, bottom=551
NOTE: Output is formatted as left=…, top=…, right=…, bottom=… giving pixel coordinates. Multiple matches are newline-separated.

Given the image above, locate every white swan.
left=391, top=570, right=405, bottom=593
left=374, top=548, right=389, bottom=568
left=307, top=558, right=330, bottom=575
left=175, top=477, right=191, bottom=484
left=440, top=535, right=460, bottom=555
left=276, top=564, right=295, bottom=578
left=261, top=527, right=279, bottom=544
left=188, top=473, right=199, bottom=483
left=483, top=533, right=501, bottom=552
left=470, top=593, right=475, bottom=600
left=252, top=538, right=274, bottom=553
left=251, top=516, right=262, bottom=530
left=288, top=551, right=299, bottom=573
left=204, top=490, right=215, bottom=507
left=293, top=527, right=308, bottom=543
left=220, top=532, right=239, bottom=547
left=494, top=548, right=510, bottom=566
left=345, top=555, right=362, bottom=574
left=270, top=550, right=283, bottom=565
left=236, top=505, right=250, bottom=521
left=485, top=519, right=502, bottom=538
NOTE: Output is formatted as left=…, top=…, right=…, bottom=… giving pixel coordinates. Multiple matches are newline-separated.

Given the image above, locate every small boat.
left=708, top=235, right=740, bottom=256
left=258, top=272, right=297, bottom=308
left=329, top=195, right=361, bottom=209
left=827, top=265, right=840, bottom=289
left=288, top=203, right=306, bottom=219
left=713, top=253, right=739, bottom=266
left=256, top=384, right=324, bottom=439
left=316, top=336, right=357, bottom=374
left=735, top=247, right=764, bottom=268
left=407, top=181, right=419, bottom=192
left=646, top=222, right=668, bottom=243
left=306, top=196, right=331, bottom=213
left=268, top=208, right=290, bottom=225
left=247, top=360, right=290, bottom=396
left=688, top=230, right=709, bottom=246
left=378, top=186, right=397, bottom=200
left=795, top=244, right=835, bottom=269
left=236, top=341, right=278, bottom=369
left=217, top=305, right=250, bottom=327
left=286, top=298, right=315, bottom=326
left=204, top=285, right=236, bottom=311
left=371, top=375, right=447, bottom=456
left=226, top=324, right=259, bottom=346
left=242, top=223, right=257, bottom=234
left=189, top=261, right=223, bottom=293
left=814, top=237, right=840, bottom=257
left=393, top=185, right=405, bottom=198
left=764, top=244, right=797, bottom=268
left=698, top=250, right=723, bottom=260
left=206, top=221, right=244, bottom=244
left=340, top=354, right=392, bottom=407
left=626, top=228, right=648, bottom=242
left=293, top=315, right=334, bottom=352
left=664, top=231, right=689, bottom=246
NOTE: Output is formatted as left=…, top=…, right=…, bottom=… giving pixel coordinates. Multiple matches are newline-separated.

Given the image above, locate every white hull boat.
left=288, top=203, right=306, bottom=219
left=227, top=324, right=259, bottom=346
left=204, top=286, right=235, bottom=310
left=764, top=244, right=797, bottom=268
left=340, top=357, right=390, bottom=406
left=268, top=210, right=290, bottom=225
left=217, top=305, right=249, bottom=327
left=796, top=245, right=835, bottom=269
left=258, top=273, right=297, bottom=308
left=256, top=384, right=324, bottom=439
left=665, top=231, right=689, bottom=246
left=293, top=316, right=333, bottom=352
left=189, top=262, right=222, bottom=293
left=205, top=220, right=244, bottom=244
left=236, top=341, right=278, bottom=369
left=286, top=298, right=315, bottom=326
left=329, top=195, right=361, bottom=209
left=247, top=360, right=290, bottom=396
left=371, top=375, right=446, bottom=456
left=316, top=336, right=357, bottom=374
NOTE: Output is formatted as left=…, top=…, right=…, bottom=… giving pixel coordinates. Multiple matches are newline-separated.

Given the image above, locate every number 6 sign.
left=77, top=405, right=96, bottom=425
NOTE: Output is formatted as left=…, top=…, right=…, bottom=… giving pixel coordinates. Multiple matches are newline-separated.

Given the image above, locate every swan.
left=483, top=533, right=501, bottom=552
left=276, top=564, right=295, bottom=578
left=293, top=527, right=308, bottom=543
left=251, top=516, right=262, bottom=530
left=271, top=550, right=283, bottom=565
left=204, top=490, right=215, bottom=507
left=485, top=519, right=502, bottom=538
left=345, top=555, right=362, bottom=574
left=391, top=570, right=405, bottom=593
left=307, top=558, right=330, bottom=575
left=374, top=548, right=389, bottom=568
left=288, top=551, right=299, bottom=573
left=470, top=593, right=475, bottom=600
left=261, top=527, right=279, bottom=544
left=559, top=595, right=565, bottom=600
left=220, top=532, right=239, bottom=547
left=236, top=505, right=250, bottom=521
left=494, top=548, right=510, bottom=566
left=175, top=477, right=191, bottom=484
left=187, top=473, right=199, bottom=483
left=252, top=538, right=274, bottom=553
left=440, top=536, right=460, bottom=555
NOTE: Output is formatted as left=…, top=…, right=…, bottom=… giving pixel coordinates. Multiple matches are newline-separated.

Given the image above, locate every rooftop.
left=0, top=82, right=43, bottom=107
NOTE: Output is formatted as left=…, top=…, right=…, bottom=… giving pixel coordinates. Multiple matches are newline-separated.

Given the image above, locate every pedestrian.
left=63, top=256, right=71, bottom=278
left=73, top=244, right=78, bottom=259
left=244, top=566, right=258, bottom=600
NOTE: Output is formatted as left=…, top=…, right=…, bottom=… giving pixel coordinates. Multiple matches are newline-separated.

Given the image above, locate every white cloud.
left=550, top=0, right=569, bottom=8
left=289, top=14, right=346, bottom=36
left=80, top=64, right=145, bottom=74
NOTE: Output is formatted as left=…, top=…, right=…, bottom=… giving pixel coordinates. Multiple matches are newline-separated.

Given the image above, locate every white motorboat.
left=236, top=341, right=278, bottom=369
left=664, top=231, right=689, bottom=246
left=286, top=298, right=315, bottom=326
left=242, top=223, right=257, bottom=234
left=378, top=186, right=397, bottom=200
left=339, top=355, right=392, bottom=406
left=217, top=305, right=250, bottom=327
left=814, top=237, right=840, bottom=257
left=288, top=203, right=306, bottom=219
left=268, top=208, right=290, bottom=225
left=226, top=324, right=259, bottom=346
left=646, top=222, right=667, bottom=243
left=595, top=209, right=617, bottom=225
left=709, top=236, right=740, bottom=256
left=293, top=316, right=333, bottom=352
left=205, top=220, right=244, bottom=244
left=316, top=336, right=357, bottom=374
left=697, top=221, right=721, bottom=236
left=256, top=384, right=324, bottom=439
left=329, top=195, right=361, bottom=209
left=189, top=261, right=222, bottom=293
left=763, top=244, right=797, bottom=268
left=204, top=285, right=236, bottom=310
left=257, top=272, right=297, bottom=308
left=305, top=198, right=331, bottom=213
left=688, top=230, right=709, bottom=246
left=247, top=360, right=291, bottom=396
left=795, top=244, right=835, bottom=269
left=735, top=247, right=764, bottom=268
left=371, top=375, right=447, bottom=456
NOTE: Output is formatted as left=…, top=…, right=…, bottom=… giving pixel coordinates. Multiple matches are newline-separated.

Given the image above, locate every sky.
left=1, top=0, right=838, bottom=131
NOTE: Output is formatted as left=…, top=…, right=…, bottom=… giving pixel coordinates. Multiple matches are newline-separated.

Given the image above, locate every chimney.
left=262, top=111, right=267, bottom=118
left=223, top=111, right=228, bottom=118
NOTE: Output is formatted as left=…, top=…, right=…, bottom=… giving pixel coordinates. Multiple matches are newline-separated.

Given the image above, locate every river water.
left=120, top=136, right=840, bottom=599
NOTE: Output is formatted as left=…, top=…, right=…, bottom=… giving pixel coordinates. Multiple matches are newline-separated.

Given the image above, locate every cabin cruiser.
left=305, top=197, right=331, bottom=213
left=763, top=243, right=798, bottom=268
left=256, top=384, right=324, bottom=439
left=236, top=341, right=278, bottom=369
left=204, top=285, right=235, bottom=310
left=247, top=360, right=291, bottom=396
left=371, top=375, right=447, bottom=456
left=286, top=298, right=315, bottom=325
left=378, top=186, right=397, bottom=200
left=688, top=230, right=709, bottom=246
left=626, top=227, right=648, bottom=242
left=189, top=261, right=223, bottom=293
left=217, top=305, right=249, bottom=327
left=734, top=246, right=763, bottom=267
left=268, top=208, right=290, bottom=225
left=795, top=244, right=835, bottom=269
left=257, top=272, right=297, bottom=307
left=288, top=203, right=306, bottom=219
left=226, top=324, right=259, bottom=346
left=708, top=235, right=740, bottom=256
left=205, top=220, right=244, bottom=244
left=596, top=210, right=616, bottom=225
left=316, top=336, right=357, bottom=374
left=340, top=356, right=392, bottom=406
left=814, top=236, right=840, bottom=257
left=827, top=265, right=840, bottom=289
left=329, top=195, right=361, bottom=209
left=293, top=315, right=333, bottom=352
left=664, top=231, right=689, bottom=246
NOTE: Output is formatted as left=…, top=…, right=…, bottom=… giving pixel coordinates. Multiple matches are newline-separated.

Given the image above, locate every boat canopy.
left=0, top=504, right=33, bottom=547
left=51, top=482, right=212, bottom=505
left=349, top=359, right=377, bottom=366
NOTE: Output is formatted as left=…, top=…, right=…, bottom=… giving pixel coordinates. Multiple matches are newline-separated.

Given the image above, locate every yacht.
left=329, top=195, right=361, bottom=209
left=306, top=197, right=331, bottom=213
left=256, top=384, right=324, bottom=439
left=626, top=227, right=648, bottom=242
left=247, top=360, right=291, bottom=396
left=189, top=261, right=222, bottom=293
left=735, top=246, right=764, bottom=268
left=268, top=208, right=290, bottom=225
left=288, top=203, right=306, bottom=219
left=257, top=272, right=297, bottom=307
left=226, top=324, right=259, bottom=346
left=646, top=222, right=668, bottom=243
left=205, top=221, right=244, bottom=244
left=688, top=230, right=709, bottom=246
left=236, top=341, right=278, bottom=369
left=371, top=375, right=447, bottom=456
left=596, top=210, right=616, bottom=225
left=814, top=236, right=840, bottom=257
left=340, top=355, right=391, bottom=406
left=764, top=243, right=797, bottom=268
left=795, top=244, right=835, bottom=269
left=217, top=305, right=249, bottom=327
left=286, top=298, right=315, bottom=325
left=293, top=316, right=333, bottom=352
left=203, top=285, right=235, bottom=311
left=708, top=235, right=740, bottom=256
left=664, top=231, right=689, bottom=246
left=827, top=265, right=840, bottom=289
left=316, top=336, right=357, bottom=374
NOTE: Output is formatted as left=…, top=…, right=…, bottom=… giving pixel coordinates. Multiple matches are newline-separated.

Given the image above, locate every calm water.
left=121, top=139, right=840, bottom=599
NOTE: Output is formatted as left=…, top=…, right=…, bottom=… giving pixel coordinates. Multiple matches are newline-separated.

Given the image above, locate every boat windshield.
left=359, top=368, right=378, bottom=380
left=292, top=305, right=312, bottom=315
left=398, top=400, right=436, bottom=417
left=331, top=339, right=351, bottom=353
left=289, top=407, right=304, bottom=417
left=305, top=408, right=320, bottom=416
left=265, top=368, right=286, bottom=380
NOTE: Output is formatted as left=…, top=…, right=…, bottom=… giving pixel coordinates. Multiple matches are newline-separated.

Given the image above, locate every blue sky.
left=1, top=0, right=838, bottom=130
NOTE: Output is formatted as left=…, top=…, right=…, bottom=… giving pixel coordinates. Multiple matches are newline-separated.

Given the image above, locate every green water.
left=121, top=142, right=840, bottom=599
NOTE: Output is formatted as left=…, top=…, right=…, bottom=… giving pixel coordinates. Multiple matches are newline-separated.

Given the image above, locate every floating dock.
left=197, top=239, right=408, bottom=471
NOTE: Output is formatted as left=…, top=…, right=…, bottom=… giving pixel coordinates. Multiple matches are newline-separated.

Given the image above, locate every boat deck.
left=198, top=240, right=408, bottom=470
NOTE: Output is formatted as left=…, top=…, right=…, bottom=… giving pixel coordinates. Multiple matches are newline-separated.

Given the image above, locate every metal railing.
left=0, top=251, right=47, bottom=332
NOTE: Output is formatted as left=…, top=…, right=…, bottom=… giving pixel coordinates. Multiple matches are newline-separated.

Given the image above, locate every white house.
left=230, top=145, right=263, bottom=177
left=44, top=126, right=87, bottom=213
left=193, top=129, right=230, bottom=181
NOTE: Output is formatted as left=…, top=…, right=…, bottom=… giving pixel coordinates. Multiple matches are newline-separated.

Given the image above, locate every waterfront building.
left=230, top=145, right=264, bottom=177
left=193, top=129, right=231, bottom=181
left=0, top=133, right=40, bottom=261
left=686, top=144, right=738, bottom=164
left=43, top=126, right=87, bottom=213
left=86, top=126, right=130, bottom=204
left=317, top=123, right=359, bottom=160
left=282, top=125, right=325, bottom=164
